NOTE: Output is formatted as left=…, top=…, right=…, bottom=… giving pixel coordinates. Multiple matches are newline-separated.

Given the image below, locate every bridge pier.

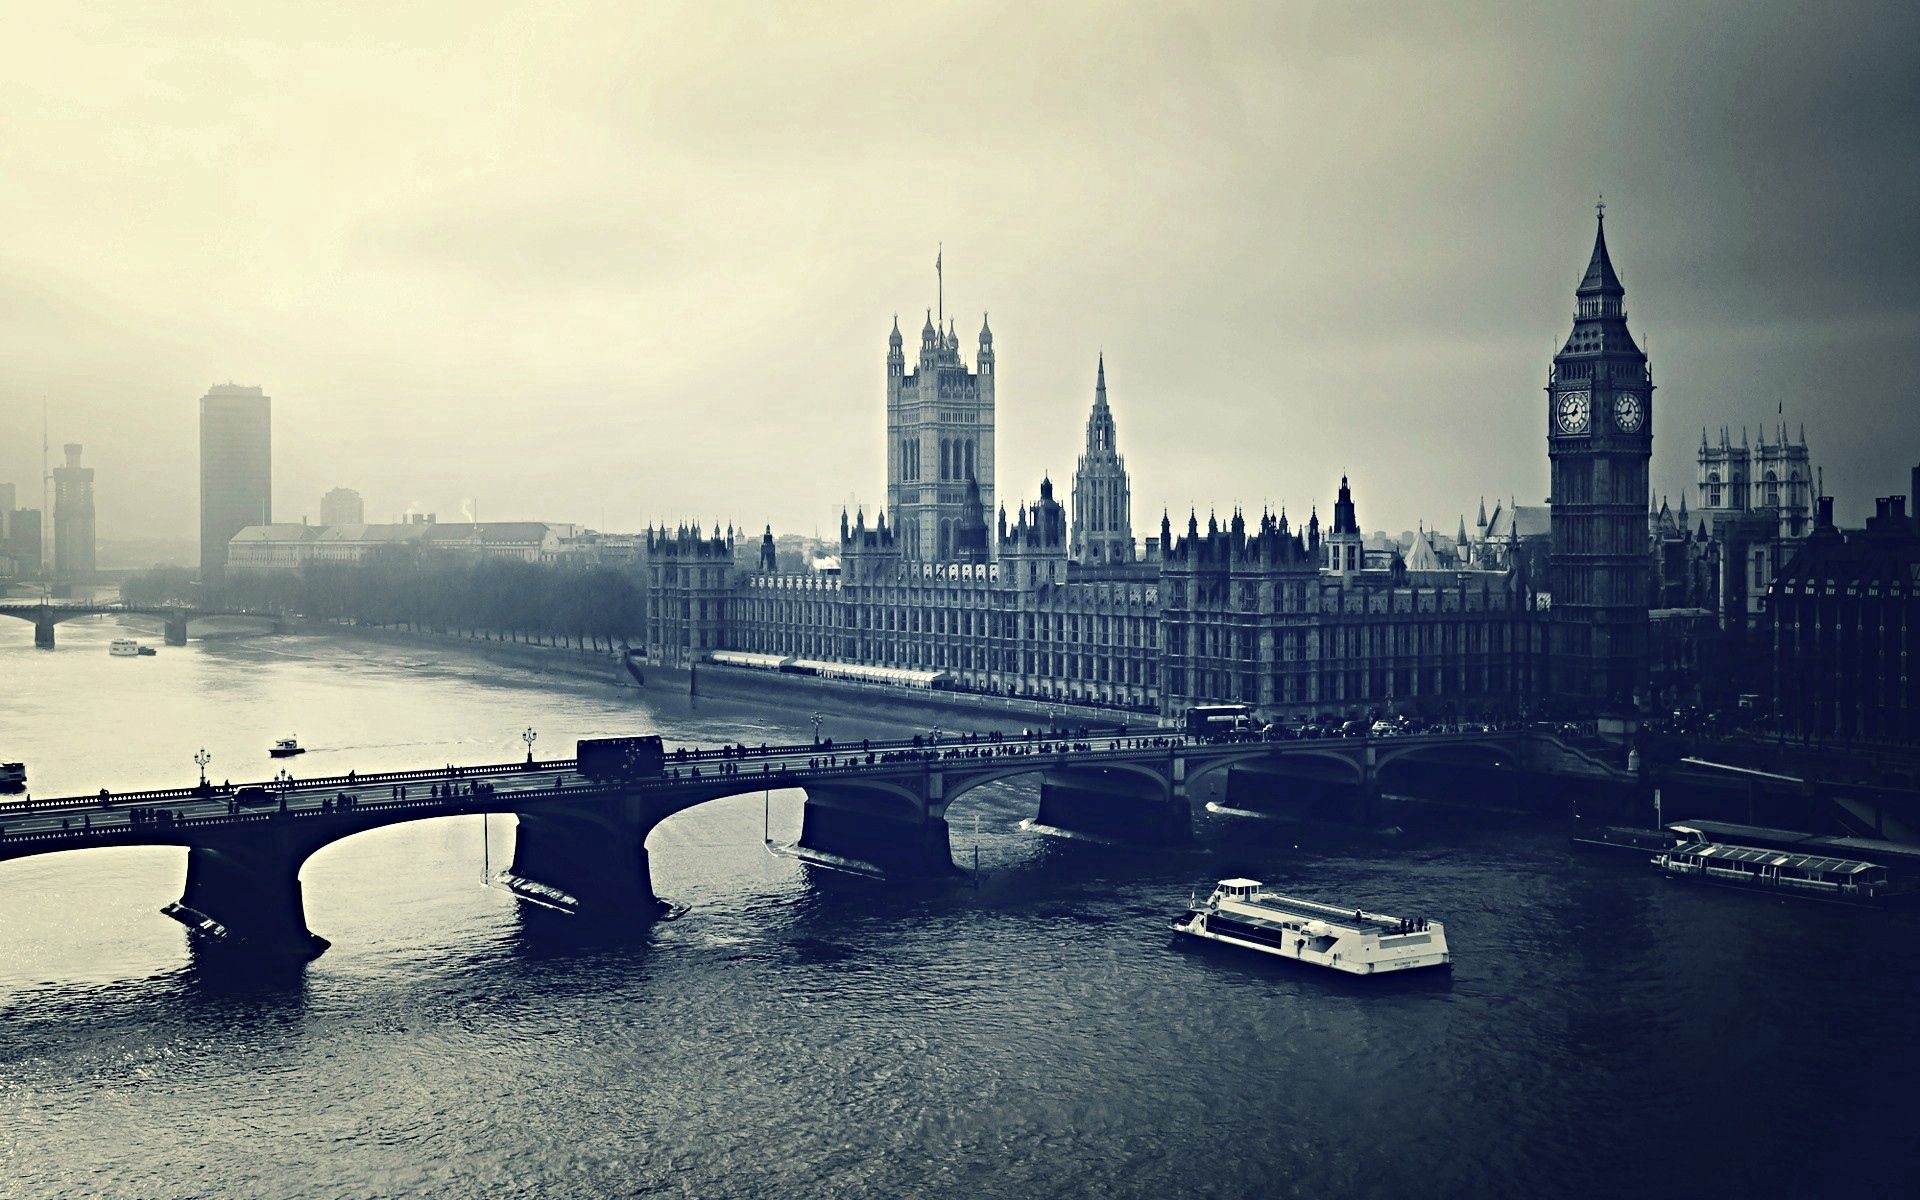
left=1034, top=764, right=1189, bottom=842
left=502, top=792, right=668, bottom=918
left=164, top=615, right=189, bottom=646
left=1220, top=762, right=1368, bottom=822
left=35, top=616, right=55, bottom=649
left=162, top=825, right=331, bottom=959
left=798, top=782, right=954, bottom=877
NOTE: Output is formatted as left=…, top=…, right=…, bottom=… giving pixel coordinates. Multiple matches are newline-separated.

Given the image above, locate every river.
left=2, top=617, right=1914, bottom=1198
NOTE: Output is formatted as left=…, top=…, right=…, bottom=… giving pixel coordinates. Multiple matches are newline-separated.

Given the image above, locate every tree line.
left=121, top=551, right=647, bottom=652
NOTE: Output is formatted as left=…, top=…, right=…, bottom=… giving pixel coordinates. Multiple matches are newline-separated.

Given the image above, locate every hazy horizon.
left=4, top=1, right=1917, bottom=546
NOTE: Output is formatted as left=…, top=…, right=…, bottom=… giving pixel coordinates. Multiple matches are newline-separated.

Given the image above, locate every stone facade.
left=1070, top=356, right=1133, bottom=565
left=652, top=471, right=1541, bottom=721
left=887, top=310, right=994, bottom=562
left=1546, top=209, right=1654, bottom=709
left=1768, top=492, right=1919, bottom=745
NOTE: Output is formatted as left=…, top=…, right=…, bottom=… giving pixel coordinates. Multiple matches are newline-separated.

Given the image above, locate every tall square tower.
left=51, top=443, right=95, bottom=577
left=1546, top=208, right=1653, bottom=710
left=885, top=308, right=995, bottom=561
left=200, top=384, right=272, bottom=581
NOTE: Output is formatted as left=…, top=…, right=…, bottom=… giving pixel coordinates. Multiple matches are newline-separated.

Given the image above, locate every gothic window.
left=964, top=440, right=975, bottom=480
left=1764, top=471, right=1779, bottom=507
left=940, top=439, right=950, bottom=481
left=1707, top=471, right=1723, bottom=508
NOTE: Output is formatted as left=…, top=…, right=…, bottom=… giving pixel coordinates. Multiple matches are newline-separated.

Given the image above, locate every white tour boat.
left=270, top=736, right=306, bottom=759
left=1654, top=839, right=1892, bottom=904
left=1171, top=878, right=1451, bottom=975
left=109, top=638, right=142, bottom=657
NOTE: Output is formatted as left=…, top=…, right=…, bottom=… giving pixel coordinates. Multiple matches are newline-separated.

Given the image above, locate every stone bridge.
left=0, top=601, right=285, bottom=648
left=0, top=728, right=1625, bottom=958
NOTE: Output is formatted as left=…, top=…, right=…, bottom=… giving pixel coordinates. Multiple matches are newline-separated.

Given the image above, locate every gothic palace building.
left=646, top=217, right=1664, bottom=721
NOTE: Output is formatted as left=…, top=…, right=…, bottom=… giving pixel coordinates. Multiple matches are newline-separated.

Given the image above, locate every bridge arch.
left=940, top=756, right=1176, bottom=809
left=1374, top=738, right=1517, bottom=775
left=1185, top=745, right=1366, bottom=792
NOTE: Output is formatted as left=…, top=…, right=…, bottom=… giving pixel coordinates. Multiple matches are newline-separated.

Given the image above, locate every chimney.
left=1815, top=496, right=1835, bottom=532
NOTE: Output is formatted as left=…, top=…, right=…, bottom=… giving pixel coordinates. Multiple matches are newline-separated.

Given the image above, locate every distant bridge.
left=0, top=601, right=285, bottom=648
left=0, top=727, right=1626, bottom=959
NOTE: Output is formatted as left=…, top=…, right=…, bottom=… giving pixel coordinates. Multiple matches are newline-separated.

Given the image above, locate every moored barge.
left=1654, top=839, right=1894, bottom=904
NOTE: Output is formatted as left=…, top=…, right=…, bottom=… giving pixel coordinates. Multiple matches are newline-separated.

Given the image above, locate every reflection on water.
left=2, top=618, right=1917, bottom=1199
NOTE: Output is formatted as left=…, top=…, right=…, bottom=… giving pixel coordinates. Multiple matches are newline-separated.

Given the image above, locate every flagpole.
left=936, top=243, right=943, bottom=327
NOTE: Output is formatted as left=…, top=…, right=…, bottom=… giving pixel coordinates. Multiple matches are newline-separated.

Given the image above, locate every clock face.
left=1613, top=392, right=1644, bottom=432
left=1556, top=391, right=1590, bottom=434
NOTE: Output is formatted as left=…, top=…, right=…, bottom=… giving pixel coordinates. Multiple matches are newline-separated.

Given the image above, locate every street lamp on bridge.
left=523, top=727, right=538, bottom=764
left=195, top=747, right=211, bottom=791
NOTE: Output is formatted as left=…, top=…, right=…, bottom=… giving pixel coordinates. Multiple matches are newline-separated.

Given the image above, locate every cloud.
left=2, top=0, right=1918, bottom=542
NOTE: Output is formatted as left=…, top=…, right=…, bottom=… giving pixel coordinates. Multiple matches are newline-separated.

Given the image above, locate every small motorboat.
left=0, top=762, right=25, bottom=793
left=137, top=645, right=157, bottom=656
left=270, top=736, right=306, bottom=759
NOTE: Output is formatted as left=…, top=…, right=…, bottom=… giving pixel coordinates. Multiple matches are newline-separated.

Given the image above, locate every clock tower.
left=1546, top=204, right=1653, bottom=710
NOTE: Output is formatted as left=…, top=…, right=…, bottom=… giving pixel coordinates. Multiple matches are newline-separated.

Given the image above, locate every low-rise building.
left=226, top=516, right=584, bottom=574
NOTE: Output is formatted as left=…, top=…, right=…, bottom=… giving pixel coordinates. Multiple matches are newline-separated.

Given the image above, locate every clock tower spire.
left=1546, top=202, right=1653, bottom=711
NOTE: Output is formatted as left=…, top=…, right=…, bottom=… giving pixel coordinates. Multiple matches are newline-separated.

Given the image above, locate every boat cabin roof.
left=1669, top=820, right=1920, bottom=871
left=1679, top=841, right=1882, bottom=876
left=1217, top=878, right=1263, bottom=891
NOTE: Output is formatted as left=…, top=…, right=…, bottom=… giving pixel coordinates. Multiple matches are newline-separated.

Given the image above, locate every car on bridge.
left=234, top=786, right=274, bottom=808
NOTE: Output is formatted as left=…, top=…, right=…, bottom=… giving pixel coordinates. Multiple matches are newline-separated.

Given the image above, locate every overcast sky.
left=3, top=1, right=1916, bottom=547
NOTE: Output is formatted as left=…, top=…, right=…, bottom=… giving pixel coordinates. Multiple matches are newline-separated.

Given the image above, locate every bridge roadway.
left=0, top=727, right=1609, bottom=959
left=0, top=600, right=284, bottom=648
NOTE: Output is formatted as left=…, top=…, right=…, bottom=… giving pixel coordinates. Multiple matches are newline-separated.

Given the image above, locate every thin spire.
left=1578, top=200, right=1624, bottom=296
left=936, top=243, right=943, bottom=327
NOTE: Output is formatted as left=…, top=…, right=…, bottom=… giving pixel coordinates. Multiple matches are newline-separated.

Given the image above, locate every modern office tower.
left=200, top=384, right=272, bottom=581
left=321, top=486, right=365, bottom=526
left=51, top=444, right=96, bottom=577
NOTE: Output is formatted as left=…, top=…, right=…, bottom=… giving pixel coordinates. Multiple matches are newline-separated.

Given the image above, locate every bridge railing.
left=0, top=728, right=1553, bottom=854
left=0, top=728, right=1136, bottom=816
left=0, top=741, right=1179, bottom=851
left=0, top=757, right=584, bottom=815
left=0, top=727, right=1536, bottom=819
